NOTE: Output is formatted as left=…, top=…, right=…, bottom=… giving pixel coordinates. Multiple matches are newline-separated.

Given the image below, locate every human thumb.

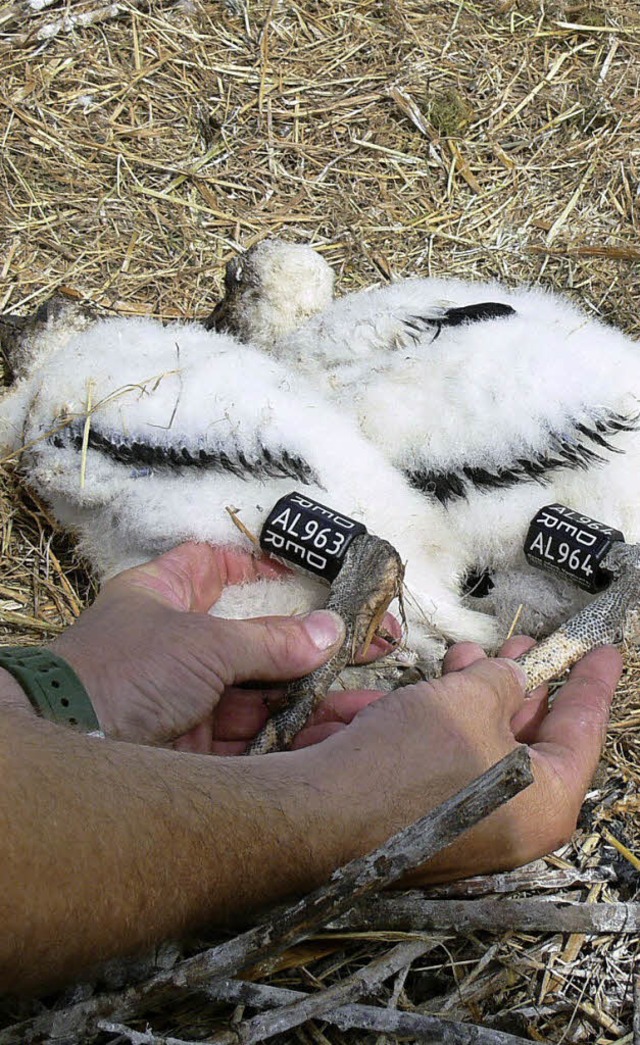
left=213, top=609, right=346, bottom=685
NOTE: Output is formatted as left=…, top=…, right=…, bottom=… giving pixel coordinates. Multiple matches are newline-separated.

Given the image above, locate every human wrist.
left=247, top=746, right=363, bottom=887
left=285, top=741, right=385, bottom=872
left=45, top=635, right=110, bottom=733
left=0, top=646, right=103, bottom=733
left=0, top=666, right=35, bottom=716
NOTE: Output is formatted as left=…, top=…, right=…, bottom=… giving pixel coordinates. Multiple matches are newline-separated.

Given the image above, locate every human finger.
left=501, top=636, right=550, bottom=741
left=456, top=656, right=528, bottom=720
left=212, top=684, right=386, bottom=743
left=292, top=722, right=347, bottom=748
left=444, top=635, right=549, bottom=742
left=530, top=645, right=621, bottom=798
left=210, top=688, right=273, bottom=741
left=271, top=692, right=390, bottom=750
left=307, top=688, right=386, bottom=724
left=173, top=717, right=214, bottom=753
left=210, top=739, right=248, bottom=755
left=454, top=646, right=621, bottom=875
left=443, top=635, right=541, bottom=677
left=289, top=685, right=400, bottom=747
left=499, top=635, right=536, bottom=660
left=512, top=689, right=549, bottom=744
left=442, top=648, right=621, bottom=877
left=442, top=642, right=486, bottom=674
left=214, top=609, right=346, bottom=686
left=210, top=721, right=354, bottom=755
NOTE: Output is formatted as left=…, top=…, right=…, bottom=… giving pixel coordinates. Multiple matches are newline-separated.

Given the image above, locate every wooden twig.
left=422, top=864, right=615, bottom=899
left=0, top=748, right=533, bottom=1044
left=601, top=825, right=640, bottom=871
left=634, top=970, right=640, bottom=1045
left=209, top=939, right=436, bottom=1044
left=202, top=976, right=536, bottom=1045
left=0, top=0, right=57, bottom=32
left=0, top=0, right=176, bottom=51
left=96, top=1024, right=195, bottom=1045
left=331, top=895, right=640, bottom=934
left=429, top=940, right=548, bottom=1017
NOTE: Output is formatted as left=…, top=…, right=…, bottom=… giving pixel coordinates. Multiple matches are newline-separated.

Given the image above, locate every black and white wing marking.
left=405, top=411, right=640, bottom=505
left=402, top=301, right=516, bottom=343
left=50, top=419, right=319, bottom=486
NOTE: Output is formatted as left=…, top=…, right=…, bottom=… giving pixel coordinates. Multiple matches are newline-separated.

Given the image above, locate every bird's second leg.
left=246, top=533, right=404, bottom=755
left=516, top=542, right=640, bottom=691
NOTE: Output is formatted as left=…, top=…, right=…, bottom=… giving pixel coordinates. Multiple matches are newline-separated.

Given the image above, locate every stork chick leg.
left=516, top=543, right=640, bottom=692
left=246, top=533, right=404, bottom=755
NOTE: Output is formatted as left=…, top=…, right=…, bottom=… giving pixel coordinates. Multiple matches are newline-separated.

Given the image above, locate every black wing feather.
left=51, top=420, right=319, bottom=486
left=405, top=410, right=640, bottom=506
left=404, top=301, right=516, bottom=342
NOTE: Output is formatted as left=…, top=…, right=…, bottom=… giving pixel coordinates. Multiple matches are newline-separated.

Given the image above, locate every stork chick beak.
left=203, top=296, right=232, bottom=333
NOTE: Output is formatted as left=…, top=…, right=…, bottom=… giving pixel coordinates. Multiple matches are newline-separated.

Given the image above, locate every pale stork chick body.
left=210, top=241, right=640, bottom=636
left=0, top=317, right=500, bottom=667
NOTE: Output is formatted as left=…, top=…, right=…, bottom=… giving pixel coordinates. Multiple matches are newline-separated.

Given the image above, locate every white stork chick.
left=0, top=316, right=501, bottom=667
left=209, top=240, right=640, bottom=636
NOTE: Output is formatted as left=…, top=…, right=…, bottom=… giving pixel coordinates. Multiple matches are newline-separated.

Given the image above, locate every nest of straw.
left=1, top=0, right=640, bottom=1040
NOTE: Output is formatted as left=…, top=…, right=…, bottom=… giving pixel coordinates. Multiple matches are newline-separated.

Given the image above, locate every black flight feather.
left=405, top=410, right=640, bottom=506
left=50, top=420, right=319, bottom=486
left=404, top=302, right=516, bottom=342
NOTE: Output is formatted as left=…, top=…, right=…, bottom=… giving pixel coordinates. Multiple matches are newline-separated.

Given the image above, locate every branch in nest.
left=422, top=863, right=616, bottom=899
left=207, top=938, right=436, bottom=1044
left=95, top=1024, right=194, bottom=1045
left=98, top=975, right=537, bottom=1045
left=331, top=895, right=640, bottom=935
left=0, top=0, right=178, bottom=50
left=201, top=976, right=535, bottom=1045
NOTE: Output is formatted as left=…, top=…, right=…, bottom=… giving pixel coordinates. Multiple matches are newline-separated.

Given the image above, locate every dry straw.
left=1, top=0, right=640, bottom=1040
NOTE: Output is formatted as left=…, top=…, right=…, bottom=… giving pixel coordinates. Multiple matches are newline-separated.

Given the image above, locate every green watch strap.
left=0, top=646, right=102, bottom=733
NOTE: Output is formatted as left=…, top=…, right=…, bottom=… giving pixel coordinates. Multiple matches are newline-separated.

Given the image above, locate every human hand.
left=48, top=542, right=397, bottom=745
left=304, top=636, right=621, bottom=880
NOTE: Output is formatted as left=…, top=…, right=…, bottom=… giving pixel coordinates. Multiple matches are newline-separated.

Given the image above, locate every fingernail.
left=302, top=610, right=345, bottom=651
left=503, top=658, right=529, bottom=691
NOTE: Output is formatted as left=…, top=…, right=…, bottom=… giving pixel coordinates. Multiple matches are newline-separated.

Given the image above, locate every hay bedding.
left=1, top=0, right=640, bottom=1040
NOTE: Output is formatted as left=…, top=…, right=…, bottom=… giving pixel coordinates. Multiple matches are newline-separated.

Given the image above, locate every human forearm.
left=0, top=708, right=341, bottom=994
left=0, top=629, right=621, bottom=996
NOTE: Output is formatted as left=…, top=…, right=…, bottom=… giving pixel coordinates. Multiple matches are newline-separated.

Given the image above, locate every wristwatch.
left=0, top=646, right=103, bottom=736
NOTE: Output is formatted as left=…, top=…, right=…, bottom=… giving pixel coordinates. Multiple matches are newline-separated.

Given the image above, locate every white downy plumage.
left=0, top=316, right=500, bottom=664
left=209, top=240, right=640, bottom=635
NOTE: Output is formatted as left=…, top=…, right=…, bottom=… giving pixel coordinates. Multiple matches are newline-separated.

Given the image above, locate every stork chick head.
left=206, top=240, right=335, bottom=347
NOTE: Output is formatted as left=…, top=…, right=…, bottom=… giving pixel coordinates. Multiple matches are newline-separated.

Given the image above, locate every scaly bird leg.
left=247, top=533, right=405, bottom=755
left=516, top=542, right=640, bottom=691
